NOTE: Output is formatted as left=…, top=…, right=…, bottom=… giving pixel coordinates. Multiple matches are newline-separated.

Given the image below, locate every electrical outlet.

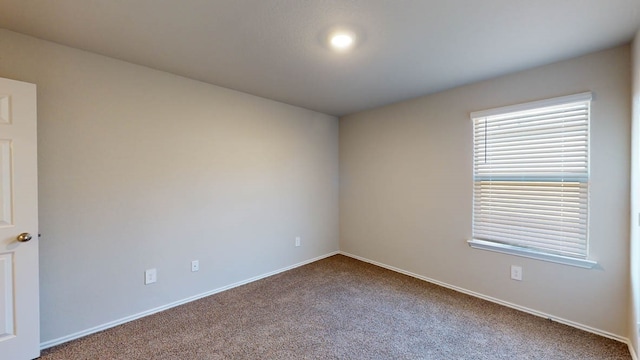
left=295, top=236, right=301, bottom=247
left=145, top=268, right=157, bottom=285
left=191, top=260, right=199, bottom=272
left=510, top=265, right=522, bottom=281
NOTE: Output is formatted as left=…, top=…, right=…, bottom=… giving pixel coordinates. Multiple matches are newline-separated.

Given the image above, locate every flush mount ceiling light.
left=330, top=32, right=355, bottom=50
left=325, top=28, right=358, bottom=52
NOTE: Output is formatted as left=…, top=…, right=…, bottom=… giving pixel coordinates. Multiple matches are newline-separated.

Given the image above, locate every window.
left=468, top=92, right=596, bottom=268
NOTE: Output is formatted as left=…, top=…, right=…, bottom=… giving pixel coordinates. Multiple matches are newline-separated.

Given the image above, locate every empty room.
left=1, top=1, right=640, bottom=359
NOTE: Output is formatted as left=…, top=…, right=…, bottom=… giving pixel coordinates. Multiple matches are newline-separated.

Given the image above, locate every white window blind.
left=472, top=93, right=591, bottom=259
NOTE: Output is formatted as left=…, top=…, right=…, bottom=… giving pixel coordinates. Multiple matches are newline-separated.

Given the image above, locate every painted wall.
left=631, top=28, right=640, bottom=356
left=340, top=46, right=631, bottom=338
left=0, top=29, right=339, bottom=343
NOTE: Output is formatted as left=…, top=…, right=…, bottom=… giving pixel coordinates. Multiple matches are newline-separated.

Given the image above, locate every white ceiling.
left=1, top=1, right=639, bottom=116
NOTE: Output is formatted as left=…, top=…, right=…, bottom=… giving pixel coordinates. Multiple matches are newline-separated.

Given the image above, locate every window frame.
left=468, top=92, right=597, bottom=269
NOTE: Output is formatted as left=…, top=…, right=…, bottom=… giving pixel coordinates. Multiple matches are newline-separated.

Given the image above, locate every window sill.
left=467, top=239, right=598, bottom=269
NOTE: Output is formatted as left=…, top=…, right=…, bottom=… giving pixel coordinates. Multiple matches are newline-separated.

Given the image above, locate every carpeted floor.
left=40, top=255, right=631, bottom=359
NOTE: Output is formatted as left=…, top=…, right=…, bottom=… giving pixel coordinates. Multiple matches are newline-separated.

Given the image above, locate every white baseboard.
left=40, top=251, right=339, bottom=350
left=627, top=341, right=638, bottom=360
left=339, top=251, right=631, bottom=346
left=630, top=335, right=639, bottom=360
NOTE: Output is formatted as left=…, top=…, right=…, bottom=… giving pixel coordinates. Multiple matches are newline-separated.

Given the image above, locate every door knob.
left=17, top=233, right=32, bottom=242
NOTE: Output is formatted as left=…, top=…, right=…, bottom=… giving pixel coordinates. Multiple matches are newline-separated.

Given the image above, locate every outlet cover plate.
left=510, top=265, right=522, bottom=281
left=145, top=268, right=157, bottom=285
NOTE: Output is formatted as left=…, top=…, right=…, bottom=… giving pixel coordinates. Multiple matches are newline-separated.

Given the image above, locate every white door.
left=0, top=78, right=39, bottom=359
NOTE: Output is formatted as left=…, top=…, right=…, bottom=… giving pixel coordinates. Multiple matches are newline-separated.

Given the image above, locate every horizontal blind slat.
left=476, top=122, right=588, bottom=139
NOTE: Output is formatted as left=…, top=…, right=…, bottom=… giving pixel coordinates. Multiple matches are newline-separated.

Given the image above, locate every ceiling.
left=1, top=1, right=639, bottom=117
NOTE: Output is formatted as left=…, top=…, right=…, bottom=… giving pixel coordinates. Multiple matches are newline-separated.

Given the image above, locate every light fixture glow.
left=330, top=33, right=354, bottom=50
left=322, top=26, right=361, bottom=53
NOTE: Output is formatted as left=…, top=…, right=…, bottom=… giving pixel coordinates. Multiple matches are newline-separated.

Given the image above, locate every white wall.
left=340, top=46, right=631, bottom=338
left=0, top=29, right=339, bottom=343
left=631, top=28, right=640, bottom=355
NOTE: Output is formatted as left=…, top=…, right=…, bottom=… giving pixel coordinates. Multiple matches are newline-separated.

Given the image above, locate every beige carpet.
left=40, top=255, right=631, bottom=359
